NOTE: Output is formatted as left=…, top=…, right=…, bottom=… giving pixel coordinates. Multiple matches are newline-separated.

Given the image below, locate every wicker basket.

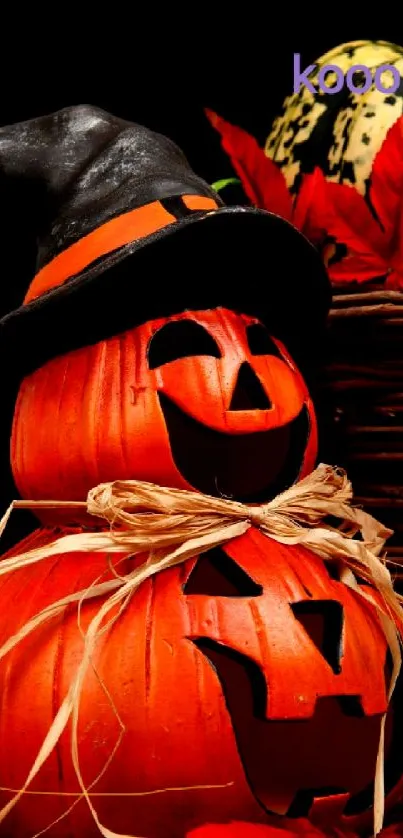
left=319, top=285, right=403, bottom=571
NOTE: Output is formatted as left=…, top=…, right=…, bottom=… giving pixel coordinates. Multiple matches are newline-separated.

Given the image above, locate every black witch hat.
left=0, top=105, right=331, bottom=378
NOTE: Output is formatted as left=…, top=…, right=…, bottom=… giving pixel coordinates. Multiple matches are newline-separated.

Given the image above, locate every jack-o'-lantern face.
left=11, top=308, right=317, bottom=503
left=184, top=532, right=397, bottom=828
left=145, top=308, right=315, bottom=501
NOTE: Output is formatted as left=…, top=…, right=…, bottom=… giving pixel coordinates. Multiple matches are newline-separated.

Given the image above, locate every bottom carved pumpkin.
left=0, top=526, right=401, bottom=838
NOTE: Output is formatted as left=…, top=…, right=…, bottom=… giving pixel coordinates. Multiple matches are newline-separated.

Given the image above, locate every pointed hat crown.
left=0, top=105, right=331, bottom=377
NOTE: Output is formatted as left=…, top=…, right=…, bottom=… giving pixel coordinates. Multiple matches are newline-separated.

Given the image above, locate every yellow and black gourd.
left=266, top=40, right=403, bottom=195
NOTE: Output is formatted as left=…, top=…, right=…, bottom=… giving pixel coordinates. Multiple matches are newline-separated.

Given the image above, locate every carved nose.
left=229, top=363, right=272, bottom=411
left=291, top=600, right=344, bottom=675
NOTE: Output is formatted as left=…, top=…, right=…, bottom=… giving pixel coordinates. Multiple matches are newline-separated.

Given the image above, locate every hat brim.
left=0, top=206, right=331, bottom=378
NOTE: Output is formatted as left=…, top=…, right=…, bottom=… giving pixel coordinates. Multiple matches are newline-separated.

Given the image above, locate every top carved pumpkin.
left=11, top=307, right=316, bottom=503
left=0, top=107, right=328, bottom=507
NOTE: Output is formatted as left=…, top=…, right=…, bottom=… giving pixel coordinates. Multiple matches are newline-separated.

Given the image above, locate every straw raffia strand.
left=0, top=463, right=401, bottom=838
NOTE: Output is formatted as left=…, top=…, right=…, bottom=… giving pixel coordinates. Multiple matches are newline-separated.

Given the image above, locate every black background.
left=0, top=29, right=400, bottom=547
left=1, top=31, right=400, bottom=187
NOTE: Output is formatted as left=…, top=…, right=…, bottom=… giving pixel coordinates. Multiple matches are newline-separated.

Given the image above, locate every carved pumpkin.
left=11, top=308, right=316, bottom=505
left=0, top=525, right=400, bottom=838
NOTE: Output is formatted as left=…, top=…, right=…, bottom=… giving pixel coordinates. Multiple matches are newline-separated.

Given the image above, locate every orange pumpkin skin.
left=11, top=308, right=317, bottom=504
left=0, top=527, right=398, bottom=838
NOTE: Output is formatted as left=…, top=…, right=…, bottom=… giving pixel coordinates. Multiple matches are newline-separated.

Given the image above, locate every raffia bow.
left=0, top=463, right=401, bottom=838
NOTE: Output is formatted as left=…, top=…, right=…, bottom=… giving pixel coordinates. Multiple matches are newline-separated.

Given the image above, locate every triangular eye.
left=148, top=321, right=221, bottom=368
left=184, top=547, right=263, bottom=597
left=246, top=324, right=283, bottom=358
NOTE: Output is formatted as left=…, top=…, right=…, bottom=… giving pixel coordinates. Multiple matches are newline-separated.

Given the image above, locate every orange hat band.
left=24, top=195, right=219, bottom=305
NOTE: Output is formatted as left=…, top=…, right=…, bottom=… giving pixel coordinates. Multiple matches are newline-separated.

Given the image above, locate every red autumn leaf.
left=312, top=116, right=403, bottom=285
left=320, top=181, right=388, bottom=262
left=206, top=109, right=403, bottom=288
left=386, top=271, right=403, bottom=289
left=305, top=178, right=390, bottom=285
left=385, top=177, right=403, bottom=290
left=325, top=252, right=389, bottom=285
left=205, top=109, right=293, bottom=222
left=370, top=116, right=403, bottom=242
left=293, top=167, right=330, bottom=244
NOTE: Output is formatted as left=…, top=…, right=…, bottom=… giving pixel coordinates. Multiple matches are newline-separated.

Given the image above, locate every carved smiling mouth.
left=158, top=392, right=309, bottom=503
left=193, top=639, right=391, bottom=820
